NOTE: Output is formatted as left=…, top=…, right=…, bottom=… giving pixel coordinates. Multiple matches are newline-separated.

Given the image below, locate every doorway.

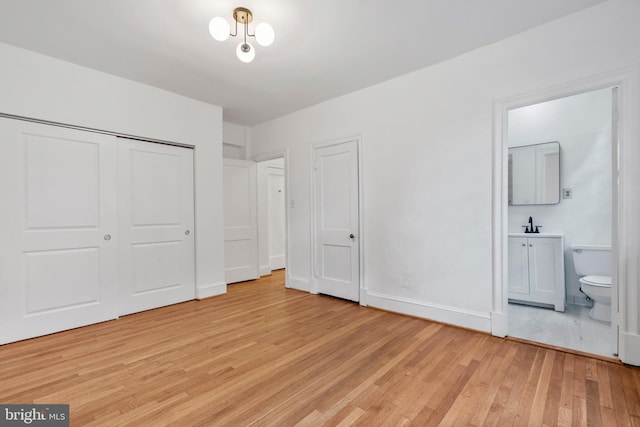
left=257, top=157, right=287, bottom=277
left=504, top=88, right=615, bottom=357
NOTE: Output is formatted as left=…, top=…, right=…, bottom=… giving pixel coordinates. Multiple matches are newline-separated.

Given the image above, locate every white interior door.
left=314, top=140, right=360, bottom=302
left=118, top=140, right=195, bottom=316
left=267, top=164, right=286, bottom=270
left=223, top=159, right=258, bottom=284
left=0, top=118, right=118, bottom=344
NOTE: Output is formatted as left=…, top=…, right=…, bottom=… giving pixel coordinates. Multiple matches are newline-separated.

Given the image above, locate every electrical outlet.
left=563, top=188, right=573, bottom=199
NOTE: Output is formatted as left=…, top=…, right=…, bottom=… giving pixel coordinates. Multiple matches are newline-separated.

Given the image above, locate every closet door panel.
left=0, top=118, right=118, bottom=344
left=118, top=141, right=195, bottom=315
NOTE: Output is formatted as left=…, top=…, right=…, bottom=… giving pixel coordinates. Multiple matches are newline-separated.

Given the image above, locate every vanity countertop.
left=508, top=232, right=564, bottom=238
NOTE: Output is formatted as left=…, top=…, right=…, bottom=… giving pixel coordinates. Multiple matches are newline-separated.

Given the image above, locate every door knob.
left=104, top=234, right=111, bottom=241
left=185, top=230, right=191, bottom=236
left=349, top=233, right=355, bottom=239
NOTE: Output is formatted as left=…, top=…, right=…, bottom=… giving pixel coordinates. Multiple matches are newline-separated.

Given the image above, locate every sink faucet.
left=522, top=216, right=542, bottom=233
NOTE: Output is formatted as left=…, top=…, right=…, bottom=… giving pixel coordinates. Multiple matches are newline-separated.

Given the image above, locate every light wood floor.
left=1, top=270, right=639, bottom=426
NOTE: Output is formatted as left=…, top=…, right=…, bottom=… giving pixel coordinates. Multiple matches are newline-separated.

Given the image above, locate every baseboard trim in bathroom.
left=506, top=335, right=621, bottom=364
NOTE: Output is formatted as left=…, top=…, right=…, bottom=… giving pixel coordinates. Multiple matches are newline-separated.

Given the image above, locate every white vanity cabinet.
left=508, top=234, right=565, bottom=312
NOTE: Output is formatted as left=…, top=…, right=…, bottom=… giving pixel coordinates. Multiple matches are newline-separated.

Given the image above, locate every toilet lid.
left=581, top=275, right=611, bottom=287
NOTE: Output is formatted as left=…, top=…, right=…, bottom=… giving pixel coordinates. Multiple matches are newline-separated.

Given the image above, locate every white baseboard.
left=270, top=255, right=285, bottom=270
left=491, top=311, right=508, bottom=337
left=359, top=288, right=368, bottom=307
left=367, top=291, right=492, bottom=333
left=196, top=282, right=226, bottom=299
left=620, top=332, right=640, bottom=366
left=259, top=265, right=272, bottom=277
left=286, top=275, right=310, bottom=292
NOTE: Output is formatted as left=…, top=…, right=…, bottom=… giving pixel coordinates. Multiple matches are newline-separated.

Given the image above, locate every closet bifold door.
left=0, top=118, right=119, bottom=344
left=117, top=140, right=195, bottom=316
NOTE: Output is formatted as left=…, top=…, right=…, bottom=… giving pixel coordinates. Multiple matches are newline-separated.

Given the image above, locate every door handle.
left=349, top=233, right=355, bottom=239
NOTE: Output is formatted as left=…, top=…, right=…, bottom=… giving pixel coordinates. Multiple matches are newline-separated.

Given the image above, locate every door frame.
left=310, top=136, right=366, bottom=306
left=491, top=67, right=640, bottom=365
left=253, top=149, right=291, bottom=288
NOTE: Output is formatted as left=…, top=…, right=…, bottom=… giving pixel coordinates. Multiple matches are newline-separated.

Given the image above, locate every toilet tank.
left=571, top=244, right=611, bottom=276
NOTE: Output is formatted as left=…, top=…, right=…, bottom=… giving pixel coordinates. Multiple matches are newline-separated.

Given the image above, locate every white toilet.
left=571, top=244, right=611, bottom=322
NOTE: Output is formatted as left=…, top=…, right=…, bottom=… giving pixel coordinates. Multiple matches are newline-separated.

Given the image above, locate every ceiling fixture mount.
left=209, top=7, right=274, bottom=63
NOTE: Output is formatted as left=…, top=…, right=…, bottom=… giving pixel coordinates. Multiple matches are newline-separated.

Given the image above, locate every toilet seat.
left=580, top=275, right=611, bottom=287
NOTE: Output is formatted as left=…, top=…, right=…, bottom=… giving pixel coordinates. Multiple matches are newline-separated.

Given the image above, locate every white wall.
left=249, top=0, right=640, bottom=337
left=0, top=41, right=226, bottom=298
left=508, top=88, right=612, bottom=305
left=223, top=121, right=248, bottom=159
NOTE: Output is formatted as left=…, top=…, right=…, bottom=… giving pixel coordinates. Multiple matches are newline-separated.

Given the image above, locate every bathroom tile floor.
left=507, top=302, right=614, bottom=358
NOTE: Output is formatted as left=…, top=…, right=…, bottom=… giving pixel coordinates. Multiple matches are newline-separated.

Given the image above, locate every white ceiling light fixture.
left=209, top=7, right=274, bottom=63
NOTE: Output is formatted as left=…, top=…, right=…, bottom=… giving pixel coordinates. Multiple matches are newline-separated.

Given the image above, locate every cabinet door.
left=528, top=238, right=561, bottom=298
left=508, top=237, right=530, bottom=295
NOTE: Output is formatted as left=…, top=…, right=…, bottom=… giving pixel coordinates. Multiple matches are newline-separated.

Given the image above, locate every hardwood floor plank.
left=0, top=270, right=638, bottom=426
left=558, top=354, right=575, bottom=425
left=495, top=345, right=540, bottom=425
left=585, top=379, right=603, bottom=426
left=609, top=363, right=633, bottom=426
left=467, top=342, right=519, bottom=426
left=542, top=351, right=564, bottom=425
left=528, top=350, right=555, bottom=426
left=573, top=395, right=587, bottom=427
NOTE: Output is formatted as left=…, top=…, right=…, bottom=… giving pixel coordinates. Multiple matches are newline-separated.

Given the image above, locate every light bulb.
left=255, top=23, right=274, bottom=47
left=209, top=17, right=230, bottom=41
left=236, top=42, right=255, bottom=63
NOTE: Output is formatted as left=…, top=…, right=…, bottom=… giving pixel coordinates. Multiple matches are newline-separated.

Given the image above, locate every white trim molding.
left=359, top=288, right=368, bottom=307
left=620, top=333, right=640, bottom=366
left=259, top=265, right=272, bottom=277
left=196, top=282, right=227, bottom=299
left=286, top=274, right=310, bottom=292
left=368, top=291, right=492, bottom=333
left=491, top=311, right=508, bottom=337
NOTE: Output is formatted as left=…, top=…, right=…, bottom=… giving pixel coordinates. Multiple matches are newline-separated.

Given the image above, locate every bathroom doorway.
left=504, top=87, right=617, bottom=358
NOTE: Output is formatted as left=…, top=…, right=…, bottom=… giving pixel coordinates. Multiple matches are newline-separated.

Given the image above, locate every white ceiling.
left=0, top=0, right=603, bottom=126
